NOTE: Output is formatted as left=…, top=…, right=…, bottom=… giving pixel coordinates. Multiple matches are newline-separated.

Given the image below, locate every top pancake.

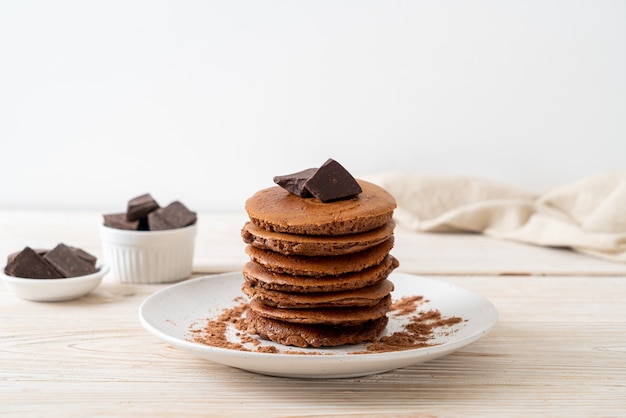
left=245, top=179, right=396, bottom=236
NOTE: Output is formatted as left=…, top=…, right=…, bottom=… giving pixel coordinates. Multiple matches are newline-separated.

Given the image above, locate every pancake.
left=245, top=309, right=389, bottom=348
left=242, top=255, right=399, bottom=293
left=242, top=279, right=394, bottom=309
left=241, top=221, right=395, bottom=256
left=245, top=180, right=396, bottom=236
left=247, top=295, right=392, bottom=325
left=244, top=237, right=394, bottom=277
left=240, top=166, right=398, bottom=348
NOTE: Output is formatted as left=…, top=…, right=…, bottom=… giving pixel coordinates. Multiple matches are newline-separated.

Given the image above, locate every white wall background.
left=1, top=0, right=624, bottom=212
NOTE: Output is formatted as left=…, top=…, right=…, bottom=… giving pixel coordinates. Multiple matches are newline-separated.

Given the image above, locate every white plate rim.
left=139, top=271, right=498, bottom=378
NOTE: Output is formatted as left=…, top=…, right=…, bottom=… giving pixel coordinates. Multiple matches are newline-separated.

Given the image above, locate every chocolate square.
left=148, top=201, right=197, bottom=231
left=7, top=248, right=46, bottom=265
left=273, top=167, right=317, bottom=197
left=303, top=158, right=362, bottom=202
left=103, top=213, right=139, bottom=230
left=126, top=193, right=160, bottom=221
left=67, top=246, right=98, bottom=267
left=137, top=217, right=150, bottom=231
left=4, top=247, right=64, bottom=279
left=44, top=243, right=98, bottom=278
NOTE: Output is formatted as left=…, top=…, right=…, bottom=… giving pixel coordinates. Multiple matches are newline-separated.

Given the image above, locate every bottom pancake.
left=245, top=309, right=389, bottom=348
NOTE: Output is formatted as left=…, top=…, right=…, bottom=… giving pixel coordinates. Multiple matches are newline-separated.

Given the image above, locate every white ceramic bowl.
left=99, top=223, right=197, bottom=284
left=1, top=264, right=109, bottom=302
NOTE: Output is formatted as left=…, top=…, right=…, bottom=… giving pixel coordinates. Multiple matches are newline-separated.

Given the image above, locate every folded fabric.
left=364, top=171, right=626, bottom=263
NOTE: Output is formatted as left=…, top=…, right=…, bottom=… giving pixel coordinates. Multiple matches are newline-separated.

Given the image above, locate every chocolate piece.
left=103, top=213, right=139, bottom=230
left=303, top=159, right=362, bottom=202
left=4, top=247, right=63, bottom=279
left=7, top=248, right=46, bottom=265
left=137, top=217, right=150, bottom=231
left=273, top=168, right=317, bottom=197
left=44, top=243, right=98, bottom=278
left=67, top=246, right=98, bottom=267
left=126, top=193, right=160, bottom=221
left=148, top=201, right=197, bottom=231
left=146, top=210, right=170, bottom=231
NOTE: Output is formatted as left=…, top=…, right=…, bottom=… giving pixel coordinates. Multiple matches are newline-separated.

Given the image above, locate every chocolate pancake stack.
left=241, top=159, right=399, bottom=348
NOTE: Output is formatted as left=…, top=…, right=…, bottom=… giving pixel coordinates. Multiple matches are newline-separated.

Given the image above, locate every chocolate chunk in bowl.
left=148, top=201, right=197, bottom=231
left=99, top=194, right=198, bottom=283
left=126, top=193, right=160, bottom=221
left=103, top=213, right=140, bottom=230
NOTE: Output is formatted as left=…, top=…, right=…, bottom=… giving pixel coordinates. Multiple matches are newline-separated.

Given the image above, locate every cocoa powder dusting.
left=360, top=307, right=464, bottom=354
left=188, top=294, right=465, bottom=355
left=390, top=295, right=425, bottom=316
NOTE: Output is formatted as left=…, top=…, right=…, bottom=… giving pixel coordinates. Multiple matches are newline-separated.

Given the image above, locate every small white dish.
left=139, top=271, right=499, bottom=378
left=99, top=223, right=197, bottom=284
left=1, top=264, right=109, bottom=302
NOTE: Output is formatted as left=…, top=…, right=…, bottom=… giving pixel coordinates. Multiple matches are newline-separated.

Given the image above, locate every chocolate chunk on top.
left=126, top=193, right=160, bottom=221
left=103, top=213, right=140, bottom=230
left=4, top=247, right=64, bottom=279
left=148, top=201, right=197, bottom=230
left=273, top=167, right=317, bottom=198
left=303, top=158, right=362, bottom=202
left=44, top=243, right=98, bottom=278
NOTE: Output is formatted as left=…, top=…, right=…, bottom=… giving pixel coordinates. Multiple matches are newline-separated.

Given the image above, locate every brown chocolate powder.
left=360, top=308, right=464, bottom=354
left=390, top=295, right=425, bottom=316
left=188, top=295, right=465, bottom=355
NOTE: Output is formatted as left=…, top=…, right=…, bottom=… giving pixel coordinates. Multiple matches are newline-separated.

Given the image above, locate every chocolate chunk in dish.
left=126, top=193, right=160, bottom=221
left=67, top=246, right=98, bottom=266
left=273, top=167, right=317, bottom=198
left=148, top=201, right=197, bottom=231
left=103, top=213, right=140, bottom=230
left=7, top=248, right=46, bottom=265
left=4, top=247, right=64, bottom=279
left=44, top=243, right=98, bottom=278
left=303, top=158, right=362, bottom=202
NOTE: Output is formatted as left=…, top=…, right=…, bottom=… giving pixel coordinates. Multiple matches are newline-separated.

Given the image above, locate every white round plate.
left=139, top=271, right=498, bottom=378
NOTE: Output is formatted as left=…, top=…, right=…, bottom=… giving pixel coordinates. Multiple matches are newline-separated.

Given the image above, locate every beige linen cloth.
left=365, top=171, right=626, bottom=263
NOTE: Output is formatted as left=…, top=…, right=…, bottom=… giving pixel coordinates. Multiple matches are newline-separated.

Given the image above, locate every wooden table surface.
left=1, top=210, right=625, bottom=417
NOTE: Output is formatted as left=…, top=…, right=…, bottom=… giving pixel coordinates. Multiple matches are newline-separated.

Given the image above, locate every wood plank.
left=393, top=225, right=626, bottom=276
